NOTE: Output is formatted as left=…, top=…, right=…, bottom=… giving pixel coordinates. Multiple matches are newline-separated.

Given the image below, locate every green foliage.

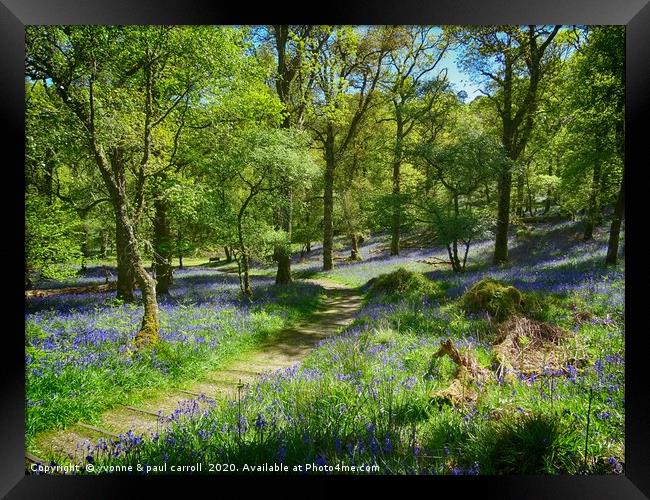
left=433, top=209, right=489, bottom=249
left=556, top=26, right=624, bottom=218
left=474, top=411, right=584, bottom=474
left=370, top=268, right=445, bottom=302
left=25, top=281, right=327, bottom=442
left=25, top=195, right=82, bottom=283
left=462, top=278, right=523, bottom=321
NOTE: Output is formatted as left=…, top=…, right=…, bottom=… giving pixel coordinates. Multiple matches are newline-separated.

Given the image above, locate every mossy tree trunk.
left=390, top=120, right=404, bottom=256
left=491, top=26, right=560, bottom=264
left=239, top=249, right=252, bottom=299
left=605, top=171, right=624, bottom=265
left=273, top=185, right=293, bottom=285
left=350, top=233, right=361, bottom=261
left=583, top=157, right=602, bottom=240
left=494, top=169, right=513, bottom=264
left=275, top=248, right=293, bottom=285
left=103, top=152, right=160, bottom=348
left=115, top=212, right=136, bottom=302
left=152, top=197, right=173, bottom=295
left=322, top=127, right=335, bottom=271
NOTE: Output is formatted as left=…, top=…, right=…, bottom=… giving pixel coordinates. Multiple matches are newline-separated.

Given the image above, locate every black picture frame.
left=2, top=1, right=648, bottom=497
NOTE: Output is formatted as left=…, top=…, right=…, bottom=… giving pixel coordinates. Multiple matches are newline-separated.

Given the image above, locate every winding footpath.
left=27, top=278, right=363, bottom=467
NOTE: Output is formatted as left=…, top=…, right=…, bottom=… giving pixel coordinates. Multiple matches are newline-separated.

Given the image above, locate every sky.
left=438, top=46, right=484, bottom=102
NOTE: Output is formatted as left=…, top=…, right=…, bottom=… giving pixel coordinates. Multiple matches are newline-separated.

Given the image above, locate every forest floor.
left=28, top=277, right=363, bottom=465
left=25, top=220, right=625, bottom=474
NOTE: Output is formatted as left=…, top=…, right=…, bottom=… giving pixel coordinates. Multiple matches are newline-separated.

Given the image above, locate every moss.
left=462, top=278, right=523, bottom=321
left=133, top=313, right=161, bottom=350
left=370, top=268, right=445, bottom=301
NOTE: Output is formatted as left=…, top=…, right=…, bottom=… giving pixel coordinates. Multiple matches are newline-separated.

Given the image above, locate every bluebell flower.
left=255, top=413, right=267, bottom=429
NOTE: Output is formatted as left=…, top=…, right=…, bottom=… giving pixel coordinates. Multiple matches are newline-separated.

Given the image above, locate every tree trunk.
left=350, top=233, right=361, bottom=261
left=101, top=147, right=157, bottom=347
left=543, top=159, right=557, bottom=214
left=224, top=245, right=232, bottom=263
left=153, top=198, right=173, bottom=295
left=115, top=220, right=136, bottom=301
left=272, top=26, right=297, bottom=285
left=462, top=240, right=471, bottom=271
left=177, top=230, right=183, bottom=269
left=451, top=194, right=461, bottom=272
left=275, top=248, right=292, bottom=285
left=240, top=251, right=252, bottom=298
left=494, top=170, right=512, bottom=264
left=605, top=172, right=624, bottom=265
left=274, top=185, right=293, bottom=285
left=515, top=169, right=525, bottom=217
left=100, top=229, right=108, bottom=260
left=490, top=29, right=559, bottom=264
left=113, top=202, right=159, bottom=348
left=80, top=224, right=89, bottom=271
left=446, top=244, right=460, bottom=273
left=390, top=125, right=403, bottom=256
left=237, top=191, right=256, bottom=299
left=322, top=132, right=335, bottom=271
left=525, top=171, right=534, bottom=216
left=583, top=159, right=602, bottom=241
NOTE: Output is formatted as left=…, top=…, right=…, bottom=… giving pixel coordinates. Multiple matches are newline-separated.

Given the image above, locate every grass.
left=29, top=221, right=625, bottom=475
left=25, top=269, right=327, bottom=449
left=81, top=283, right=622, bottom=474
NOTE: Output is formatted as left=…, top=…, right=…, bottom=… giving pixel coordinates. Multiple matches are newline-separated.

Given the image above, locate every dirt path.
left=28, top=278, right=363, bottom=466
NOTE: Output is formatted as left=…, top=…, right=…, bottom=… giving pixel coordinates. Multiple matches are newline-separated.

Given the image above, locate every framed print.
left=2, top=0, right=648, bottom=497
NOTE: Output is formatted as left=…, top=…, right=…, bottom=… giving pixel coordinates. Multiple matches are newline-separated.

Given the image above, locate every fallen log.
left=426, top=339, right=492, bottom=406
left=25, top=282, right=118, bottom=299
left=520, top=214, right=569, bottom=223
left=416, top=257, right=453, bottom=266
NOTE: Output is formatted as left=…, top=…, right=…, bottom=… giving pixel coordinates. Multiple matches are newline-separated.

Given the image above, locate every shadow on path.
left=28, top=278, right=363, bottom=465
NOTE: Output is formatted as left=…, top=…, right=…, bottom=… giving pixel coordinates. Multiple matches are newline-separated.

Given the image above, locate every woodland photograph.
left=24, top=25, right=624, bottom=475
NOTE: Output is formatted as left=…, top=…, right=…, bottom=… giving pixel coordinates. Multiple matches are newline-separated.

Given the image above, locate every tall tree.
left=269, top=25, right=320, bottom=284
left=307, top=26, right=390, bottom=271
left=380, top=26, right=450, bottom=256
left=563, top=26, right=624, bottom=241
left=605, top=171, right=624, bottom=265
left=25, top=26, right=224, bottom=348
left=413, top=110, right=503, bottom=272
left=455, top=25, right=561, bottom=263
